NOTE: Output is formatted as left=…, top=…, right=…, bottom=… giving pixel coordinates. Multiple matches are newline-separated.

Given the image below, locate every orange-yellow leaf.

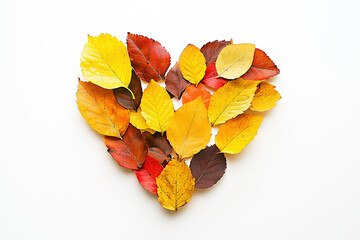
left=215, top=114, right=263, bottom=154
left=179, top=44, right=206, bottom=86
left=182, top=84, right=211, bottom=109
left=250, top=82, right=281, bottom=112
left=76, top=80, right=129, bottom=138
left=156, top=160, right=195, bottom=211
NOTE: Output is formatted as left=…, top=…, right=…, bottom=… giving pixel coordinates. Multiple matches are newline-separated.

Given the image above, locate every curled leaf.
left=76, top=79, right=129, bottom=138
left=157, top=160, right=195, bottom=211
left=215, top=114, right=263, bottom=154
left=113, top=71, right=142, bottom=111
left=127, top=33, right=171, bottom=82
left=190, top=145, right=226, bottom=189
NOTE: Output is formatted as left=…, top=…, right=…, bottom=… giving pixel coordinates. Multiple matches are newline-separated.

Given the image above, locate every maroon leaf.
left=104, top=124, right=148, bottom=170
left=165, top=62, right=189, bottom=99
left=190, top=145, right=226, bottom=189
left=113, top=70, right=142, bottom=111
left=241, top=48, right=280, bottom=80
left=201, top=62, right=228, bottom=89
left=148, top=147, right=170, bottom=166
left=127, top=33, right=171, bottom=82
left=143, top=131, right=173, bottom=157
left=134, top=155, right=164, bottom=195
left=200, top=40, right=231, bottom=66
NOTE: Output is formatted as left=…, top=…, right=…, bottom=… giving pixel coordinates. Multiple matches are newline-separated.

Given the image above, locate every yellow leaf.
left=179, top=44, right=206, bottom=86
left=129, top=108, right=155, bottom=134
left=156, top=160, right=195, bottom=211
left=215, top=114, right=263, bottom=154
left=76, top=80, right=129, bottom=138
left=140, top=80, right=174, bottom=133
left=216, top=43, right=255, bottom=79
left=167, top=97, right=211, bottom=159
left=250, top=82, right=281, bottom=112
left=208, top=78, right=260, bottom=126
left=81, top=33, right=133, bottom=93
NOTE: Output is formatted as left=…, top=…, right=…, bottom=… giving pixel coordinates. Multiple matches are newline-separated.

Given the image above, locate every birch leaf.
left=208, top=78, right=259, bottom=126
left=140, top=80, right=174, bottom=133
left=167, top=97, right=211, bottom=159
left=250, top=82, right=281, bottom=112
left=76, top=79, right=129, bottom=138
left=156, top=160, right=195, bottom=211
left=215, top=114, right=263, bottom=154
left=179, top=44, right=206, bottom=86
left=216, top=44, right=255, bottom=79
left=81, top=33, right=132, bottom=92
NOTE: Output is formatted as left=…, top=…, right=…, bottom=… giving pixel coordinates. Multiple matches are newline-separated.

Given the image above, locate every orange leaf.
left=241, top=48, right=280, bottom=80
left=76, top=79, right=129, bottom=138
left=182, top=84, right=211, bottom=109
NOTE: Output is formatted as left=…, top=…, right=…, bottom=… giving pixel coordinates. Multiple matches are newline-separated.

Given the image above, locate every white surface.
left=1, top=0, right=360, bottom=239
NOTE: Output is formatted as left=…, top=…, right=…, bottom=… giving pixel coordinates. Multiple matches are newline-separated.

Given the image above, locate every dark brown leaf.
left=165, top=62, right=189, bottom=99
left=113, top=71, right=143, bottom=111
left=190, top=145, right=226, bottom=189
left=143, top=131, right=173, bottom=157
left=104, top=124, right=148, bottom=170
left=200, top=40, right=231, bottom=66
left=148, top=147, right=170, bottom=166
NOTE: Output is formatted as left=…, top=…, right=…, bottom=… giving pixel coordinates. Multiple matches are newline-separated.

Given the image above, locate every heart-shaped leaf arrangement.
left=76, top=33, right=281, bottom=211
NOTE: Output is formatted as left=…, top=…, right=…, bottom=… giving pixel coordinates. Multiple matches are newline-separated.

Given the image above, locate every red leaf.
left=148, top=147, right=170, bottom=166
left=165, top=62, right=189, bottom=99
left=134, top=155, right=164, bottom=195
left=142, top=131, right=172, bottom=157
left=104, top=124, right=148, bottom=170
left=200, top=40, right=231, bottom=66
left=127, top=33, right=171, bottom=82
left=182, top=84, right=211, bottom=109
left=113, top=70, right=142, bottom=111
left=201, top=62, right=228, bottom=89
left=241, top=48, right=280, bottom=80
left=190, top=145, right=226, bottom=189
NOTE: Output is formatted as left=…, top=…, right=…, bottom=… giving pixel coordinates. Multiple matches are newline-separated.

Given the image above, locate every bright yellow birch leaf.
left=140, top=80, right=174, bottom=133
left=215, top=114, right=263, bottom=154
left=129, top=108, right=155, bottom=134
left=167, top=97, right=211, bottom=159
left=179, top=44, right=206, bottom=86
left=76, top=80, right=129, bottom=138
left=156, top=160, right=195, bottom=211
left=250, top=82, right=281, bottom=112
left=81, top=33, right=133, bottom=93
left=216, top=43, right=255, bottom=79
left=208, top=78, right=260, bottom=126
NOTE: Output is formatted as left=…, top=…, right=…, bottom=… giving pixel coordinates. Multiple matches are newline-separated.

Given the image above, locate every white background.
left=1, top=0, right=360, bottom=239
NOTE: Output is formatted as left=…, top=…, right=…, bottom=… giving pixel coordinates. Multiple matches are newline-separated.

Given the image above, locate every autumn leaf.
left=179, top=44, right=206, bottom=86
left=208, top=78, right=260, bottom=126
left=182, top=84, right=211, bottom=109
left=167, top=97, right=211, bottom=159
left=148, top=147, right=170, bottom=166
left=201, top=62, right=228, bottom=89
left=241, top=48, right=280, bottom=80
left=215, top=114, right=263, bottom=154
left=104, top=124, right=148, bottom=170
left=165, top=62, right=189, bottom=99
left=113, top=70, right=142, bottom=111
left=129, top=108, right=154, bottom=133
left=200, top=40, right=231, bottom=66
left=127, top=33, right=171, bottom=82
left=142, top=131, right=173, bottom=157
left=76, top=79, right=129, bottom=138
left=157, top=160, right=195, bottom=211
left=134, top=155, right=164, bottom=195
left=140, top=80, right=174, bottom=133
left=250, top=82, right=281, bottom=112
left=190, top=145, right=226, bottom=189
left=81, top=33, right=132, bottom=92
left=216, top=43, right=255, bottom=79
